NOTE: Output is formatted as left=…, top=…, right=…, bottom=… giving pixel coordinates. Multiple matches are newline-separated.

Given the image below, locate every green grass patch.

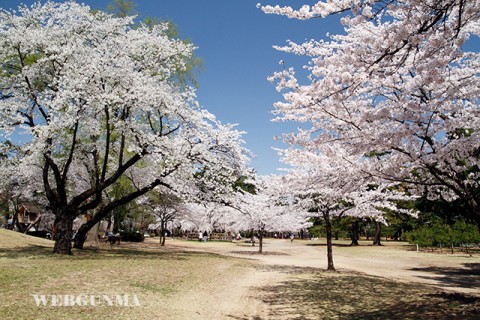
left=0, top=229, right=251, bottom=319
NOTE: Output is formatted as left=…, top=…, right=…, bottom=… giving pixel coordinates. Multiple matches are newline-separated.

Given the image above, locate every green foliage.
left=107, top=176, right=137, bottom=230
left=307, top=216, right=356, bottom=239
left=332, top=217, right=354, bottom=239
left=107, top=0, right=137, bottom=18
left=105, top=0, right=202, bottom=88
left=364, top=150, right=391, bottom=158
left=406, top=226, right=435, bottom=247
left=414, top=194, right=477, bottom=228
left=452, top=220, right=480, bottom=245
left=405, top=220, right=480, bottom=249
left=307, top=224, right=323, bottom=237
left=234, top=176, right=256, bottom=194
left=119, top=230, right=145, bottom=242
left=1, top=51, right=48, bottom=90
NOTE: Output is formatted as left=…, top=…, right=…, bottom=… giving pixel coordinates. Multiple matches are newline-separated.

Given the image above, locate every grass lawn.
left=1, top=229, right=479, bottom=319
left=0, top=229, right=250, bottom=320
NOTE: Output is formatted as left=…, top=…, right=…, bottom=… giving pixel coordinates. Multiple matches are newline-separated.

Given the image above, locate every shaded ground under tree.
left=249, top=265, right=480, bottom=320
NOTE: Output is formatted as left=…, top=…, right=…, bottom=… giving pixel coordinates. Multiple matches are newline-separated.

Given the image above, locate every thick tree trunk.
left=74, top=204, right=106, bottom=249
left=74, top=209, right=102, bottom=249
left=324, top=212, right=335, bottom=271
left=73, top=223, right=88, bottom=249
left=350, top=220, right=360, bottom=246
left=84, top=221, right=99, bottom=248
left=52, top=213, right=74, bottom=255
left=373, top=221, right=382, bottom=246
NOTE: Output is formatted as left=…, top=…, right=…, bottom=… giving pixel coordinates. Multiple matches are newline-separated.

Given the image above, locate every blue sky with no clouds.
left=1, top=0, right=344, bottom=175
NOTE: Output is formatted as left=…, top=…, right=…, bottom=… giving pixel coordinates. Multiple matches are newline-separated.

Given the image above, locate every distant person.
left=203, top=230, right=208, bottom=242
left=290, top=234, right=294, bottom=243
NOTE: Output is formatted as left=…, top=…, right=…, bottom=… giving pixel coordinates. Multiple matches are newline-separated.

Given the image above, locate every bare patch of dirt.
left=164, top=238, right=480, bottom=319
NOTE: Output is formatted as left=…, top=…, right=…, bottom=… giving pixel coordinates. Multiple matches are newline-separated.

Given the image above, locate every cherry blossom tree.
left=0, top=146, right=47, bottom=232
left=259, top=1, right=480, bottom=230
left=277, top=147, right=415, bottom=270
left=167, top=174, right=308, bottom=253
left=225, top=175, right=310, bottom=253
left=142, top=191, right=187, bottom=246
left=0, top=2, right=249, bottom=254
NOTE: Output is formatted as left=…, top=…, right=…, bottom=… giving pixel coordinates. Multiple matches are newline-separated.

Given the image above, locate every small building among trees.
left=15, top=204, right=42, bottom=233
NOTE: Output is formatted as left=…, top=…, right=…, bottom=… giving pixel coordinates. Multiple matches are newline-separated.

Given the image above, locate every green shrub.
left=120, top=231, right=145, bottom=242
left=406, top=220, right=480, bottom=251
left=452, top=220, right=480, bottom=247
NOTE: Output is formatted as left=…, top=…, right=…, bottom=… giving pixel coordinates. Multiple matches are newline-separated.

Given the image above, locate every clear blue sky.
left=2, top=0, right=343, bottom=175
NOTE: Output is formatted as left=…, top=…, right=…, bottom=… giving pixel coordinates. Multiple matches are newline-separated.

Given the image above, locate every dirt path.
left=153, top=238, right=480, bottom=319
left=167, top=238, right=480, bottom=296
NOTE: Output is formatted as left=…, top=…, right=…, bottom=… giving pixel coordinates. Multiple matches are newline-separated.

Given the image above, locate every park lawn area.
left=1, top=229, right=480, bottom=319
left=0, top=229, right=251, bottom=320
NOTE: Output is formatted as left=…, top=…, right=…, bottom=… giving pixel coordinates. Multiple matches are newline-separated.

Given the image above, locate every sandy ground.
left=166, top=238, right=480, bottom=294
left=164, top=237, right=480, bottom=318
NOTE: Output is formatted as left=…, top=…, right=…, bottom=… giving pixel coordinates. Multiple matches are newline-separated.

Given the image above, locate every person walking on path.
left=203, top=230, right=208, bottom=242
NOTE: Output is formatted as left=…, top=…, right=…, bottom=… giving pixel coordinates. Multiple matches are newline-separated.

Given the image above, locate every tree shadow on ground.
left=0, top=243, right=225, bottom=262
left=0, top=245, right=53, bottom=258
left=230, top=250, right=288, bottom=256
left=306, top=243, right=360, bottom=248
left=246, top=265, right=480, bottom=320
left=409, top=263, right=480, bottom=290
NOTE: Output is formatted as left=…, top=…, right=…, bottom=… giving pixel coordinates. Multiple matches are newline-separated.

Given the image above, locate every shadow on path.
left=410, top=263, right=480, bottom=290
left=238, top=265, right=480, bottom=320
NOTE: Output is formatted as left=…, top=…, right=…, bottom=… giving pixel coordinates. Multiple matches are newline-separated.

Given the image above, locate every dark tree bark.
left=250, top=228, right=255, bottom=247
left=52, top=212, right=75, bottom=254
left=72, top=178, right=173, bottom=250
left=324, top=211, right=335, bottom=271
left=74, top=219, right=93, bottom=250
left=334, top=231, right=339, bottom=241
left=350, top=220, right=360, bottom=246
left=159, top=221, right=166, bottom=246
left=258, top=228, right=264, bottom=254
left=373, top=221, right=382, bottom=246
left=10, top=200, right=20, bottom=231
left=113, top=211, right=121, bottom=234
